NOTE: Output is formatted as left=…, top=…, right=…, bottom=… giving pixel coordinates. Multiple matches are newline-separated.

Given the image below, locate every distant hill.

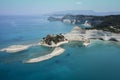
left=48, top=14, right=120, bottom=33
left=93, top=15, right=120, bottom=33
left=49, top=10, right=120, bottom=16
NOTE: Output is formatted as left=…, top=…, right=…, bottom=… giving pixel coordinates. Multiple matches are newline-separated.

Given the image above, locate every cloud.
left=76, top=1, right=82, bottom=5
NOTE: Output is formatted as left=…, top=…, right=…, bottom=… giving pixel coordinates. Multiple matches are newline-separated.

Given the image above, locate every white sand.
left=0, top=45, right=31, bottom=53
left=83, top=42, right=90, bottom=46
left=64, top=26, right=85, bottom=41
left=24, top=47, right=65, bottom=63
left=64, top=34, right=84, bottom=41
left=86, top=30, right=120, bottom=41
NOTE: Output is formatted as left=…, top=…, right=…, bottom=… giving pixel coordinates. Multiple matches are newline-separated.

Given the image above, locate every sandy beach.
left=24, top=47, right=65, bottom=63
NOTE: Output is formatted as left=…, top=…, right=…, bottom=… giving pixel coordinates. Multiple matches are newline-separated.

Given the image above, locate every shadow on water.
left=61, top=41, right=83, bottom=48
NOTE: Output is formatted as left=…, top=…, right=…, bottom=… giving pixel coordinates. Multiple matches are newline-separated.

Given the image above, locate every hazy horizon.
left=0, top=0, right=120, bottom=15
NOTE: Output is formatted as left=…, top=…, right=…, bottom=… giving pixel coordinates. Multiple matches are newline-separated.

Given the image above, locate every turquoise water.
left=0, top=16, right=120, bottom=80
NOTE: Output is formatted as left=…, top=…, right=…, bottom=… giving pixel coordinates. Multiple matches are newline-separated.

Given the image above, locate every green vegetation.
left=93, top=15, right=120, bottom=33
left=48, top=15, right=120, bottom=33
left=62, top=15, right=120, bottom=33
left=42, top=34, right=66, bottom=45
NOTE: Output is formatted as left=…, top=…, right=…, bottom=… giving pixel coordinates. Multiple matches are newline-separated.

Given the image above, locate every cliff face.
left=48, top=17, right=62, bottom=21
left=62, top=15, right=102, bottom=26
left=48, top=15, right=120, bottom=33
left=48, top=15, right=103, bottom=26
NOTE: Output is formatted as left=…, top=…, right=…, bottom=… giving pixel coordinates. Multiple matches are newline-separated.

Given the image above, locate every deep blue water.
left=0, top=16, right=120, bottom=80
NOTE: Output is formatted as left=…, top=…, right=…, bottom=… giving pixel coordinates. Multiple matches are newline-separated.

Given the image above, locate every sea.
left=0, top=15, right=120, bottom=80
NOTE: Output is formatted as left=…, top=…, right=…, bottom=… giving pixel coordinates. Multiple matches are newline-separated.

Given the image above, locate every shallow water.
left=0, top=16, right=120, bottom=80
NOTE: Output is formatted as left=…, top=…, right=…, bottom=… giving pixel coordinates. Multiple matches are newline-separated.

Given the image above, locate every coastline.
left=24, top=47, right=65, bottom=63
left=1, top=26, right=120, bottom=54
left=0, top=45, right=32, bottom=53
left=40, top=41, right=68, bottom=47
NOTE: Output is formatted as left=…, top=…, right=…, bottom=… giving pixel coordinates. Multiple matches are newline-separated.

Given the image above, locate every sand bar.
left=0, top=45, right=31, bottom=53
left=24, top=47, right=65, bottom=63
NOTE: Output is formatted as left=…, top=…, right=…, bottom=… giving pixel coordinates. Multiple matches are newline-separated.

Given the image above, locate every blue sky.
left=0, top=0, right=120, bottom=15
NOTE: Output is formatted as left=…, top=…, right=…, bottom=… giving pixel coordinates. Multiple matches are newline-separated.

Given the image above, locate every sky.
left=0, top=0, right=120, bottom=15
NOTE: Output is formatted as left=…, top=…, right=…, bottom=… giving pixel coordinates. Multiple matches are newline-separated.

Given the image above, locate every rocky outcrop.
left=40, top=34, right=68, bottom=47
left=48, top=15, right=102, bottom=26
left=48, top=17, right=62, bottom=21
left=64, top=26, right=86, bottom=41
left=64, top=26, right=120, bottom=42
left=48, top=15, right=120, bottom=33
